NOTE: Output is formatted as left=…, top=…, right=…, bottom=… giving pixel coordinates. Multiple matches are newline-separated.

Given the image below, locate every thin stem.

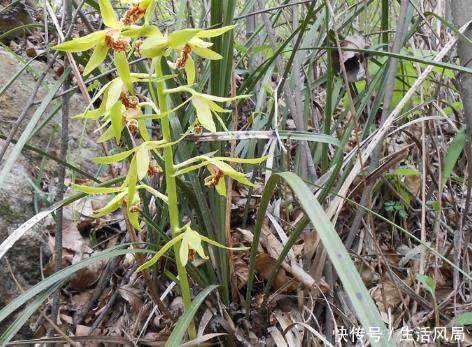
left=155, top=58, right=197, bottom=339
left=173, top=155, right=208, bottom=170
left=48, top=0, right=71, bottom=341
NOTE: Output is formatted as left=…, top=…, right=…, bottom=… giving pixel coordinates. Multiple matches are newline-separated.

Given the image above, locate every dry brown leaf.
left=69, top=251, right=105, bottom=291
left=302, top=231, right=319, bottom=263
left=233, top=253, right=249, bottom=289
left=59, top=314, right=73, bottom=325
left=261, top=222, right=284, bottom=259
left=272, top=309, right=305, bottom=347
left=170, top=296, right=184, bottom=316
left=357, top=261, right=379, bottom=287
left=71, top=291, right=92, bottom=310
left=118, top=284, right=143, bottom=316
left=75, top=325, right=101, bottom=347
left=372, top=280, right=403, bottom=319
left=75, top=324, right=91, bottom=336
left=268, top=326, right=288, bottom=347
left=255, top=253, right=295, bottom=292
left=61, top=224, right=86, bottom=254
left=331, top=34, right=368, bottom=82
left=69, top=267, right=100, bottom=291
left=404, top=174, right=421, bottom=196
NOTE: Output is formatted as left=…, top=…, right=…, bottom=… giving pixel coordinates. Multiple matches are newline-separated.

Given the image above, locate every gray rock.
left=0, top=146, right=47, bottom=339
left=0, top=0, right=32, bottom=41
left=0, top=47, right=101, bottom=174
left=0, top=47, right=102, bottom=339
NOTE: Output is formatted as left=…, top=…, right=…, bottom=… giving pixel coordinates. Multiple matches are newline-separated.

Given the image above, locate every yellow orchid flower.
left=174, top=155, right=269, bottom=197
left=165, top=85, right=250, bottom=132
left=73, top=183, right=167, bottom=230
left=53, top=0, right=131, bottom=75
left=136, top=222, right=248, bottom=273
left=140, top=25, right=235, bottom=83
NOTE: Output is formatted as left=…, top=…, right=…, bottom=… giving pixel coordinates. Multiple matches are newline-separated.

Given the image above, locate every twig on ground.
left=49, top=0, right=72, bottom=335
left=88, top=266, right=136, bottom=334
left=74, top=236, right=128, bottom=324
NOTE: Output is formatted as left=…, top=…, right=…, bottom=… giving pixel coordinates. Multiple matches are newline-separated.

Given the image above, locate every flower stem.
left=155, top=57, right=196, bottom=339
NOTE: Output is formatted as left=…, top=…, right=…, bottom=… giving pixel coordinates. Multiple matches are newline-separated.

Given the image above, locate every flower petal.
left=92, top=148, right=135, bottom=164
left=109, top=101, right=123, bottom=143
left=115, top=51, right=133, bottom=93
left=192, top=96, right=216, bottom=132
left=191, top=46, right=222, bottom=60
left=53, top=31, right=105, bottom=52
left=168, top=28, right=200, bottom=48
left=189, top=37, right=213, bottom=48
left=99, top=0, right=119, bottom=28
left=140, top=35, right=169, bottom=57
left=215, top=177, right=226, bottom=196
left=196, top=25, right=235, bottom=38
left=136, top=147, right=150, bottom=180
left=122, top=25, right=162, bottom=38
left=184, top=55, right=195, bottom=84
left=83, top=44, right=109, bottom=76
left=93, top=190, right=128, bottom=217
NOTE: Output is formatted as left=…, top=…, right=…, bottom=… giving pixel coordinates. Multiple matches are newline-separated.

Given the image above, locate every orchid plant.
left=54, top=0, right=267, bottom=339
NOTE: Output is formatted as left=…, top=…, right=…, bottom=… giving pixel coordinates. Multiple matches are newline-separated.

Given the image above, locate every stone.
left=0, top=46, right=102, bottom=339
left=0, top=146, right=47, bottom=340
left=0, top=0, right=32, bottom=41
left=0, top=48, right=101, bottom=173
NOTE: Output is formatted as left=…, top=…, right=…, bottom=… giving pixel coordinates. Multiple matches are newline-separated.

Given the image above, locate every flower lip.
left=121, top=4, right=146, bottom=26
left=204, top=164, right=224, bottom=187
left=176, top=44, right=192, bottom=69
left=127, top=119, right=139, bottom=133
left=193, top=122, right=203, bottom=135
left=135, top=39, right=144, bottom=57
left=105, top=29, right=131, bottom=52
left=129, top=204, right=142, bottom=213
left=147, top=163, right=162, bottom=176
left=120, top=92, right=139, bottom=109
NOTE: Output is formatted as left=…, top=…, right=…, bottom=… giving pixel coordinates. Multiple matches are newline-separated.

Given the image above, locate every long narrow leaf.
left=165, top=285, right=219, bottom=347
left=245, top=172, right=393, bottom=347
left=441, top=127, right=466, bottom=191
left=0, top=282, right=62, bottom=345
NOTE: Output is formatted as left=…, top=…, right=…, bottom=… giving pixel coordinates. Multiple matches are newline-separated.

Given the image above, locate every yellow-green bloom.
left=174, top=155, right=269, bottom=197
left=140, top=26, right=235, bottom=83
left=136, top=223, right=248, bottom=273
left=73, top=183, right=167, bottom=230
left=74, top=75, right=147, bottom=143
left=166, top=86, right=250, bottom=132
left=53, top=0, right=130, bottom=75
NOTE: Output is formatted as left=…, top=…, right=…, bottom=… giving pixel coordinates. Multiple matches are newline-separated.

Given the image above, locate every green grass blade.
left=448, top=312, right=472, bottom=327
left=164, top=285, right=219, bottom=347
left=0, top=24, right=45, bottom=41
left=381, top=0, right=389, bottom=47
left=0, top=282, right=62, bottom=345
left=441, top=127, right=466, bottom=191
left=278, top=131, right=340, bottom=146
left=302, top=46, right=472, bottom=75
left=245, top=172, right=393, bottom=347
